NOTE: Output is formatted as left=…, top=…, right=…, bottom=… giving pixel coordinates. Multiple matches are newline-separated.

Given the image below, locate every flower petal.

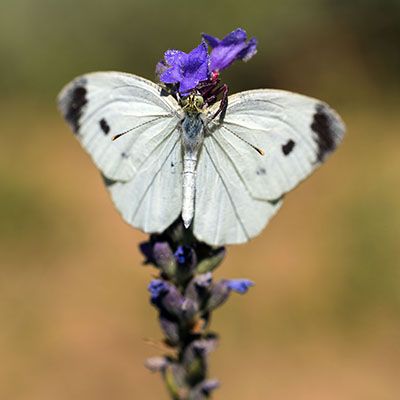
left=158, top=42, right=210, bottom=95
left=187, top=41, right=208, bottom=63
left=209, top=42, right=247, bottom=71
left=221, top=28, right=247, bottom=45
left=178, top=76, right=201, bottom=94
left=202, top=33, right=220, bottom=48
left=226, top=279, right=254, bottom=294
left=164, top=49, right=187, bottom=67
left=238, top=37, right=258, bottom=61
left=160, top=66, right=182, bottom=84
left=205, top=28, right=258, bottom=71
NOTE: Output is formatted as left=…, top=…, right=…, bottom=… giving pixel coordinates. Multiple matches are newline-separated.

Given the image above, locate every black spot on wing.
left=311, top=103, right=339, bottom=162
left=101, top=173, right=117, bottom=187
left=269, top=195, right=284, bottom=206
left=99, top=118, right=110, bottom=134
left=64, top=83, right=88, bottom=133
left=282, top=139, right=295, bottom=156
left=256, top=167, right=266, bottom=176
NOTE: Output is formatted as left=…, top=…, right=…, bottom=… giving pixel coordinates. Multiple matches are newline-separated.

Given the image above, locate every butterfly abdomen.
left=181, top=113, right=205, bottom=228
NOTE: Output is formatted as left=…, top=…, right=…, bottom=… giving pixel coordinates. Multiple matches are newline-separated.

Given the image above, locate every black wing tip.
left=101, top=173, right=117, bottom=187
left=57, top=77, right=88, bottom=134
left=311, top=102, right=345, bottom=163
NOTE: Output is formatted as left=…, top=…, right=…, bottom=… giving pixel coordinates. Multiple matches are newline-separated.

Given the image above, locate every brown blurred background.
left=1, top=0, right=400, bottom=399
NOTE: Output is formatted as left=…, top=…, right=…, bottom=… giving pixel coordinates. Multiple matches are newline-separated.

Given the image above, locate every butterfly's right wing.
left=58, top=72, right=184, bottom=233
left=193, top=89, right=344, bottom=246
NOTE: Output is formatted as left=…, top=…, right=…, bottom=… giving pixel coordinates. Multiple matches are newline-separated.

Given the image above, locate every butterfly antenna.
left=112, top=126, right=136, bottom=141
left=223, top=126, right=265, bottom=155
left=112, top=116, right=165, bottom=141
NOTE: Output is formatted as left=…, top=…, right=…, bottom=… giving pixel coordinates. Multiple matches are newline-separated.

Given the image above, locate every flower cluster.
left=157, top=28, right=257, bottom=95
left=140, top=220, right=254, bottom=399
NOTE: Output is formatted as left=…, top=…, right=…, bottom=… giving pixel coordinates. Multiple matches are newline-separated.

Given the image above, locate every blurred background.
left=1, top=0, right=400, bottom=399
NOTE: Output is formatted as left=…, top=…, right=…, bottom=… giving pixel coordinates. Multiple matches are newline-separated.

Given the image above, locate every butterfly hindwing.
left=193, top=138, right=282, bottom=245
left=105, top=131, right=183, bottom=233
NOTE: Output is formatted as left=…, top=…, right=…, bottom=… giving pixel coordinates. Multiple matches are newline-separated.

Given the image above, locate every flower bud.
left=185, top=273, right=213, bottom=310
left=159, top=315, right=180, bottom=345
left=153, top=242, right=177, bottom=277
left=183, top=337, right=218, bottom=386
left=207, top=279, right=254, bottom=311
left=145, top=356, right=169, bottom=373
left=189, top=379, right=220, bottom=400
left=206, top=281, right=230, bottom=311
left=196, top=247, right=225, bottom=274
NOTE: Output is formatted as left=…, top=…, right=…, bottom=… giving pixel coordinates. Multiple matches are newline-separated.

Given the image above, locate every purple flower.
left=159, top=42, right=210, bottom=95
left=148, top=279, right=169, bottom=301
left=226, top=279, right=254, bottom=294
left=202, top=28, right=257, bottom=72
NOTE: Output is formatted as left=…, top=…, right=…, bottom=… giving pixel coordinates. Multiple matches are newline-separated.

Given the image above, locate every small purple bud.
left=226, top=279, right=254, bottom=294
left=148, top=279, right=169, bottom=301
left=153, top=242, right=177, bottom=277
left=207, top=278, right=254, bottom=311
left=162, top=285, right=185, bottom=317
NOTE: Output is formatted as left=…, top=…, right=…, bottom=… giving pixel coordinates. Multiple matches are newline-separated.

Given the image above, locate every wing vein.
left=203, top=143, right=250, bottom=241
left=131, top=136, right=180, bottom=222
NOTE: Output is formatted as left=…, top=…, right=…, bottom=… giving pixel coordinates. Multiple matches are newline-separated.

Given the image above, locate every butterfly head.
left=180, top=93, right=205, bottom=114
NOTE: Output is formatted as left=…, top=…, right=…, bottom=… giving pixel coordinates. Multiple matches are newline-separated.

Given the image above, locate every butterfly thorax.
left=181, top=112, right=205, bottom=153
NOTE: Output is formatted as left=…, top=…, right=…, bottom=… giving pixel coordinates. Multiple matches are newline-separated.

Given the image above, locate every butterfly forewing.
left=58, top=72, right=181, bottom=181
left=207, top=89, right=345, bottom=201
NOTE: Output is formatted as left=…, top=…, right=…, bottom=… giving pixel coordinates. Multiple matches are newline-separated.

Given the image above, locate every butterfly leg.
left=210, top=84, right=229, bottom=121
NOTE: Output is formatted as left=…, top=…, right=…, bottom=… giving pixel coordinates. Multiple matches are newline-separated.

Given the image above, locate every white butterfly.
left=58, top=71, right=345, bottom=246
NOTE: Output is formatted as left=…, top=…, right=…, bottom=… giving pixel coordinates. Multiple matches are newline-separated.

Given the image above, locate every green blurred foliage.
left=1, top=0, right=399, bottom=102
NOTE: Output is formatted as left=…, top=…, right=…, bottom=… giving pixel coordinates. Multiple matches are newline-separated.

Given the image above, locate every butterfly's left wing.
left=193, top=89, right=345, bottom=245
left=58, top=71, right=184, bottom=233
